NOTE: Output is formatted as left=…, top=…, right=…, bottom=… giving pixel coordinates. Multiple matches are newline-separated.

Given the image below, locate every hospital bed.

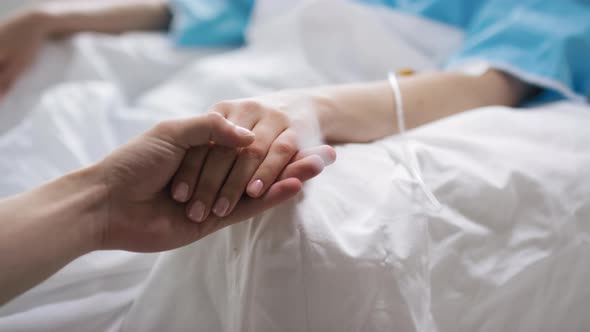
left=1, top=1, right=589, bottom=331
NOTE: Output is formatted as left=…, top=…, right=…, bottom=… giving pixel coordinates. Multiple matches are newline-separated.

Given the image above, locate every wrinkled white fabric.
left=124, top=104, right=590, bottom=332
left=0, top=1, right=589, bottom=332
left=123, top=1, right=590, bottom=332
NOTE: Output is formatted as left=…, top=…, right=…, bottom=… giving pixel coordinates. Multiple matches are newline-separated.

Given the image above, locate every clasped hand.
left=100, top=103, right=335, bottom=252
left=171, top=96, right=330, bottom=222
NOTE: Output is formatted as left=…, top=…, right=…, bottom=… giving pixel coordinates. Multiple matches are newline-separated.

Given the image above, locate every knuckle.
left=273, top=140, right=297, bottom=156
left=206, top=112, right=225, bottom=128
left=241, top=145, right=267, bottom=162
left=210, top=101, right=232, bottom=114
left=272, top=110, right=291, bottom=124
left=239, top=100, right=263, bottom=113
left=269, top=110, right=291, bottom=128
left=153, top=120, right=175, bottom=136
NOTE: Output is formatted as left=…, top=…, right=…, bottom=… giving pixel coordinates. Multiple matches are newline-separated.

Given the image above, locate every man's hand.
left=98, top=113, right=335, bottom=252
left=0, top=113, right=335, bottom=304
left=170, top=92, right=329, bottom=223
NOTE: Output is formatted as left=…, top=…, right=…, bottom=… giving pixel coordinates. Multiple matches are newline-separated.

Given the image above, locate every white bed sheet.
left=0, top=1, right=589, bottom=331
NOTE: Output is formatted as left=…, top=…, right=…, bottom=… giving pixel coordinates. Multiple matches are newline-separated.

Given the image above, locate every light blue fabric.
left=363, top=0, right=590, bottom=102
left=169, top=0, right=254, bottom=46
left=359, top=0, right=486, bottom=28
left=169, top=0, right=590, bottom=102
left=445, top=0, right=590, bottom=102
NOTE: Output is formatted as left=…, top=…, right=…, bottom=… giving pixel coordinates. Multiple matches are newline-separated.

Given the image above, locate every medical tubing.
left=387, top=72, right=441, bottom=211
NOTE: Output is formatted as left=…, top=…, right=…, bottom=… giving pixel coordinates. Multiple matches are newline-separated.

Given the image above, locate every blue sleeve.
left=447, top=0, right=590, bottom=103
left=169, top=0, right=255, bottom=47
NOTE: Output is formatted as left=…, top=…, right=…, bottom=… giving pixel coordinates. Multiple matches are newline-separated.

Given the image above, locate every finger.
left=210, top=144, right=335, bottom=218
left=151, top=112, right=255, bottom=150
left=245, top=129, right=298, bottom=198
left=210, top=100, right=262, bottom=126
left=186, top=145, right=239, bottom=222
left=278, top=154, right=326, bottom=182
left=188, top=107, right=261, bottom=219
left=183, top=152, right=331, bottom=232
left=208, top=178, right=303, bottom=229
left=170, top=146, right=209, bottom=202
left=209, top=122, right=285, bottom=217
left=214, top=153, right=333, bottom=226
left=185, top=101, right=264, bottom=221
left=291, top=145, right=337, bottom=166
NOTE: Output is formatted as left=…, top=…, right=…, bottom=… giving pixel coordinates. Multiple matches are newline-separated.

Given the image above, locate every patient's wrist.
left=309, top=92, right=339, bottom=142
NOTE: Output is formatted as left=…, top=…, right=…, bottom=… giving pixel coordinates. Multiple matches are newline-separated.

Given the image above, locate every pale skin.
left=0, top=0, right=535, bottom=303
left=0, top=113, right=336, bottom=305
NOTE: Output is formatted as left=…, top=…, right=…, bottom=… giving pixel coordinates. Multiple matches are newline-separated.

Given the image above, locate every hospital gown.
left=169, top=0, right=590, bottom=102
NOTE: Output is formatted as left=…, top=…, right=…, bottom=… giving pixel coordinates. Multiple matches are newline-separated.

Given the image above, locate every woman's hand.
left=169, top=93, right=333, bottom=223
left=99, top=113, right=334, bottom=252
left=0, top=11, right=50, bottom=96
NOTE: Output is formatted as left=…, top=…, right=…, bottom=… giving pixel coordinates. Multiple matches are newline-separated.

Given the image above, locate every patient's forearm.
left=0, top=167, right=105, bottom=305
left=33, top=0, right=171, bottom=39
left=314, top=70, right=534, bottom=143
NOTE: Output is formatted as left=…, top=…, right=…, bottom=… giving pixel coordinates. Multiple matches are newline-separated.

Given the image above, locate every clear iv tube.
left=387, top=72, right=441, bottom=211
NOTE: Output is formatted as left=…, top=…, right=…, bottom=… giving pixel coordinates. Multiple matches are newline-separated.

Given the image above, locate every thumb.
left=152, top=113, right=255, bottom=149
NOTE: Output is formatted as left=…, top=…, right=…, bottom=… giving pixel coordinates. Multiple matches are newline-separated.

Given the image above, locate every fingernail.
left=323, top=154, right=336, bottom=166
left=319, top=150, right=336, bottom=166
left=212, top=197, right=230, bottom=217
left=173, top=182, right=189, bottom=202
left=248, top=179, right=264, bottom=197
left=189, top=201, right=206, bottom=223
left=234, top=125, right=255, bottom=137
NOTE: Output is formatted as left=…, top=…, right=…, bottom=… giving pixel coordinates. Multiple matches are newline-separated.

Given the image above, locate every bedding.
left=0, top=1, right=589, bottom=331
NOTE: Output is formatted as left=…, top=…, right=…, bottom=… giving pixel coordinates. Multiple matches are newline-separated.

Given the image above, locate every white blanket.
left=1, top=1, right=589, bottom=331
